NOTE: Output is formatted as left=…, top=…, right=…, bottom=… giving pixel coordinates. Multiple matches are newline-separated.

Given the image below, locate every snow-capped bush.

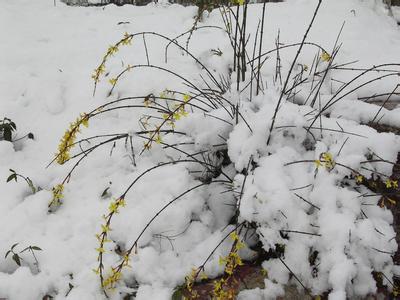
left=47, top=1, right=400, bottom=299
left=1, top=0, right=400, bottom=299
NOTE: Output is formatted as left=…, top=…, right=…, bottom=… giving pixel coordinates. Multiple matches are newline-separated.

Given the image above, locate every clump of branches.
left=49, top=0, right=400, bottom=298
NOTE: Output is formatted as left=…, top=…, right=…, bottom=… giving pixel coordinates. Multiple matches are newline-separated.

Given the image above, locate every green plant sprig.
left=5, top=243, right=42, bottom=272
left=0, top=117, right=17, bottom=142
left=7, top=169, right=37, bottom=194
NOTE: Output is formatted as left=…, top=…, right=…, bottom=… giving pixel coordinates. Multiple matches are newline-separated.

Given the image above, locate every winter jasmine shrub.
left=47, top=0, right=400, bottom=299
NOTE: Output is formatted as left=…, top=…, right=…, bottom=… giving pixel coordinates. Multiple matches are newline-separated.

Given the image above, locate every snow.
left=1, top=0, right=400, bottom=299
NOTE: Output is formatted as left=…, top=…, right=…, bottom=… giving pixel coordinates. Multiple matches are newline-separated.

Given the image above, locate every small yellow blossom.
left=96, top=247, right=105, bottom=253
left=50, top=184, right=64, bottom=207
left=56, top=113, right=89, bottom=165
left=92, top=268, right=100, bottom=275
left=314, top=160, right=322, bottom=168
left=321, top=51, right=331, bottom=62
left=386, top=179, right=398, bottom=189
left=109, top=202, right=119, bottom=213
left=173, top=112, right=181, bottom=120
left=101, top=224, right=111, bottom=233
left=155, top=134, right=162, bottom=144
left=355, top=174, right=364, bottom=184
left=320, top=152, right=335, bottom=170
left=232, top=0, right=245, bottom=5
left=107, top=45, right=119, bottom=56
left=108, top=78, right=117, bottom=86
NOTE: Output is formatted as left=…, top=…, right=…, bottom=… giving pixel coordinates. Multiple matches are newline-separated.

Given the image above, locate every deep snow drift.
left=1, top=0, right=400, bottom=299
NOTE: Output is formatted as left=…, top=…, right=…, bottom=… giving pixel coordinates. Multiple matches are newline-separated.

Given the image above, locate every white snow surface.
left=1, top=0, right=400, bottom=299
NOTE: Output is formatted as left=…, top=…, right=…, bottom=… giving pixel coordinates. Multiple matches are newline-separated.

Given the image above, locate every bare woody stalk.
left=266, top=0, right=323, bottom=146
left=256, top=0, right=267, bottom=95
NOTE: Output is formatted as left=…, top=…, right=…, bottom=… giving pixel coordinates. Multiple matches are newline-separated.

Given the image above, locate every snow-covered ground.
left=1, top=0, right=400, bottom=299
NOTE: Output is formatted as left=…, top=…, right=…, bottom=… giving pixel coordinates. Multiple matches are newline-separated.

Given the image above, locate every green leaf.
left=171, top=288, right=183, bottom=300
left=31, top=246, right=42, bottom=251
left=27, top=178, right=36, bottom=194
left=11, top=243, right=18, bottom=250
left=101, top=187, right=110, bottom=198
left=3, top=128, right=12, bottom=142
left=12, top=254, right=21, bottom=266
left=5, top=250, right=11, bottom=258
left=6, top=174, right=17, bottom=183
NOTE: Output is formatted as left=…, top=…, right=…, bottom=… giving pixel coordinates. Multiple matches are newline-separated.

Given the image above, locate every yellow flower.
left=81, top=113, right=89, bottom=128
left=102, top=267, right=122, bottom=289
left=118, top=198, right=126, bottom=207
left=232, top=0, right=245, bottom=5
left=386, top=179, right=398, bottom=188
left=143, top=99, right=151, bottom=107
left=386, top=179, right=393, bottom=188
left=96, top=247, right=105, bottom=253
left=92, top=268, right=100, bottom=275
left=109, top=202, right=119, bottom=213
left=160, top=90, right=169, bottom=99
left=236, top=240, right=245, bottom=250
left=320, top=152, right=335, bottom=170
left=101, top=224, right=111, bottom=233
left=108, top=78, right=117, bottom=86
left=314, top=160, right=322, bottom=168
left=121, top=33, right=132, bottom=45
left=173, top=112, right=181, bottom=120
left=155, top=134, right=162, bottom=144
left=168, top=121, right=176, bottom=129
left=321, top=152, right=332, bottom=162
left=50, top=184, right=64, bottom=206
left=180, top=106, right=188, bottom=117
left=107, top=45, right=119, bottom=56
left=230, top=231, right=239, bottom=241
left=355, top=174, right=364, bottom=183
left=321, top=51, right=331, bottom=62
left=56, top=113, right=89, bottom=165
